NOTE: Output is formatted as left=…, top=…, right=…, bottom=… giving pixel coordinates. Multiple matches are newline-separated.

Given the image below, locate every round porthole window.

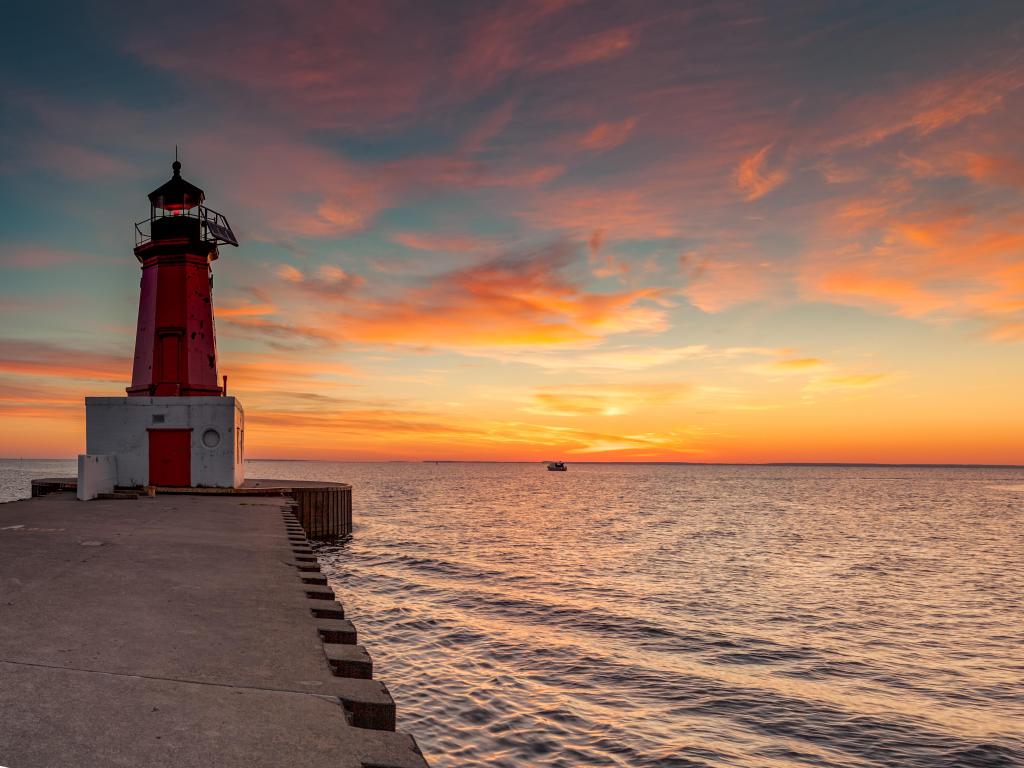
left=202, top=428, right=221, bottom=448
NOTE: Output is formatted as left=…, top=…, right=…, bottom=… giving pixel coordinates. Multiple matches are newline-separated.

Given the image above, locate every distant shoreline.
left=422, top=461, right=1024, bottom=469
left=4, top=458, right=1023, bottom=470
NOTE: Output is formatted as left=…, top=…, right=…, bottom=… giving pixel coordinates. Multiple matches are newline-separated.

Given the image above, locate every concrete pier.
left=32, top=477, right=355, bottom=540
left=0, top=491, right=428, bottom=767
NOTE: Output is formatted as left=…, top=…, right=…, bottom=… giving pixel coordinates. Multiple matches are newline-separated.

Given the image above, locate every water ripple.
left=292, top=462, right=1024, bottom=767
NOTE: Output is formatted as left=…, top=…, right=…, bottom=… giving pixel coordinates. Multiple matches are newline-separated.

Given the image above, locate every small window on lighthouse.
left=202, top=429, right=221, bottom=448
left=152, top=414, right=165, bottom=424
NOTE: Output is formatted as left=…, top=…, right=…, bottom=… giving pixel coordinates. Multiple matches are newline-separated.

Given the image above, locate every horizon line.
left=3, top=457, right=1023, bottom=470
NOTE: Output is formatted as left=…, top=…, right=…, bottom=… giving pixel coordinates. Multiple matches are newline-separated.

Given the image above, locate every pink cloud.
left=579, top=118, right=637, bottom=151
left=30, top=142, right=136, bottom=179
left=1, top=246, right=114, bottom=270
left=273, top=262, right=365, bottom=297
left=332, top=245, right=668, bottom=349
left=522, top=187, right=683, bottom=240
left=821, top=62, right=1024, bottom=150
left=190, top=134, right=390, bottom=239
left=962, top=152, right=1024, bottom=190
left=276, top=264, right=305, bottom=283
left=455, top=2, right=636, bottom=87
left=799, top=201, right=1024, bottom=329
left=680, top=251, right=783, bottom=312
left=735, top=143, right=788, bottom=201
left=0, top=339, right=128, bottom=382
left=459, top=100, right=519, bottom=153
left=536, top=27, right=636, bottom=72
left=131, top=3, right=448, bottom=130
left=391, top=232, right=502, bottom=253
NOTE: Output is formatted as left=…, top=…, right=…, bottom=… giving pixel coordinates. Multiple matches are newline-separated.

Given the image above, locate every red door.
left=149, top=429, right=191, bottom=487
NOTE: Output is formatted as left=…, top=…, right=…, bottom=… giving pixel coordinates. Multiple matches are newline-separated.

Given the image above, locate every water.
left=0, top=459, right=79, bottom=503
left=3, top=460, right=1022, bottom=767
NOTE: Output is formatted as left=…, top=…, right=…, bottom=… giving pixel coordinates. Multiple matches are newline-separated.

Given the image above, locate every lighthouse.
left=127, top=159, right=230, bottom=398
left=79, top=159, right=245, bottom=497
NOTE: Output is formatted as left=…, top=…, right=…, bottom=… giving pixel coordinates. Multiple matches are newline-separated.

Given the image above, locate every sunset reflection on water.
left=250, top=461, right=1023, bottom=768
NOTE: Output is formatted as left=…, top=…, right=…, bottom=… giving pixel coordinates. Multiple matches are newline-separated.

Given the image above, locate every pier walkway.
left=0, top=491, right=428, bottom=768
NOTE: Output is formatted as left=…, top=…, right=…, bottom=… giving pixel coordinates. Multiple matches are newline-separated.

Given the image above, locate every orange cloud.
left=806, top=265, right=951, bottom=317
left=218, top=299, right=277, bottom=318
left=479, top=343, right=782, bottom=371
left=807, top=373, right=890, bottom=391
left=189, top=134, right=390, bottom=240
left=802, top=203, right=1024, bottom=327
left=579, top=118, right=637, bottom=151
left=391, top=232, right=501, bottom=253
left=774, top=357, right=827, bottom=370
left=735, top=143, right=788, bottom=201
left=397, top=153, right=565, bottom=190
left=318, top=265, right=351, bottom=282
left=584, top=228, right=632, bottom=280
left=680, top=252, right=782, bottom=312
left=457, top=4, right=636, bottom=87
left=522, top=188, right=682, bottom=240
left=220, top=316, right=337, bottom=346
left=454, top=1, right=571, bottom=88
left=308, top=199, right=367, bottom=234
left=223, top=356, right=355, bottom=393
left=962, top=152, right=1024, bottom=190
left=526, top=382, right=692, bottom=417
left=823, top=63, right=1024, bottom=150
left=540, top=27, right=635, bottom=71
left=0, top=339, right=127, bottom=382
left=135, top=3, right=448, bottom=130
left=272, top=263, right=364, bottom=297
left=335, top=246, right=668, bottom=348
left=1, top=246, right=114, bottom=270
left=987, top=323, right=1024, bottom=342
left=748, top=356, right=831, bottom=378
left=276, top=264, right=304, bottom=282
left=0, top=379, right=84, bottom=407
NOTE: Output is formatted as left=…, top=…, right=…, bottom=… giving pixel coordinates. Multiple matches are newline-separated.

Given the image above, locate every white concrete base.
left=84, top=396, right=245, bottom=488
left=77, top=454, right=117, bottom=500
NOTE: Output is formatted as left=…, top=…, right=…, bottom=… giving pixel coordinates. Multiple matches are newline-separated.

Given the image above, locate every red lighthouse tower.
left=81, top=158, right=245, bottom=493
left=129, top=160, right=237, bottom=397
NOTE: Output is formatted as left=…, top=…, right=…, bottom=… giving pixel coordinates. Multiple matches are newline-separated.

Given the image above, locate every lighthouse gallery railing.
left=135, top=205, right=239, bottom=248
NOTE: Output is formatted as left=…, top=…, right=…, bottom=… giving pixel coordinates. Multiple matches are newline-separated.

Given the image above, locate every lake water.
left=3, top=460, right=1022, bottom=767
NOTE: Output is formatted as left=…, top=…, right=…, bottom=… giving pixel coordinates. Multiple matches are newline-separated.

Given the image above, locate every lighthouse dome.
left=148, top=160, right=205, bottom=211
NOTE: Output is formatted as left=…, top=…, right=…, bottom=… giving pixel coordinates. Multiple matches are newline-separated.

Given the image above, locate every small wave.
left=264, top=461, right=1024, bottom=768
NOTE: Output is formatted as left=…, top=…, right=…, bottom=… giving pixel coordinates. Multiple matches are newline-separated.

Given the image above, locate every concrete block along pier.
left=0, top=487, right=429, bottom=768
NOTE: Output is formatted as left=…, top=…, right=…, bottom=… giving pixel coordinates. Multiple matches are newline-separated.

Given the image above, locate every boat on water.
left=546, top=461, right=567, bottom=471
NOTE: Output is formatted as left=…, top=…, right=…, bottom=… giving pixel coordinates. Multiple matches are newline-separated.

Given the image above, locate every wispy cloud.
left=0, top=339, right=127, bottom=382
left=806, top=373, right=891, bottom=392
left=391, top=231, right=503, bottom=254
left=330, top=244, right=668, bottom=349
left=735, top=143, right=788, bottom=201
left=525, top=382, right=693, bottom=417
left=579, top=118, right=637, bottom=151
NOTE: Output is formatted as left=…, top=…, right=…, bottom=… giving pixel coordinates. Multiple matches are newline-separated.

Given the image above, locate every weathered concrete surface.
left=0, top=492, right=427, bottom=767
left=33, top=478, right=355, bottom=539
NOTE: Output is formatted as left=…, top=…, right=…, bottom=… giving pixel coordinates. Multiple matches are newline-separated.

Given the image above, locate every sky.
left=1, top=0, right=1023, bottom=463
